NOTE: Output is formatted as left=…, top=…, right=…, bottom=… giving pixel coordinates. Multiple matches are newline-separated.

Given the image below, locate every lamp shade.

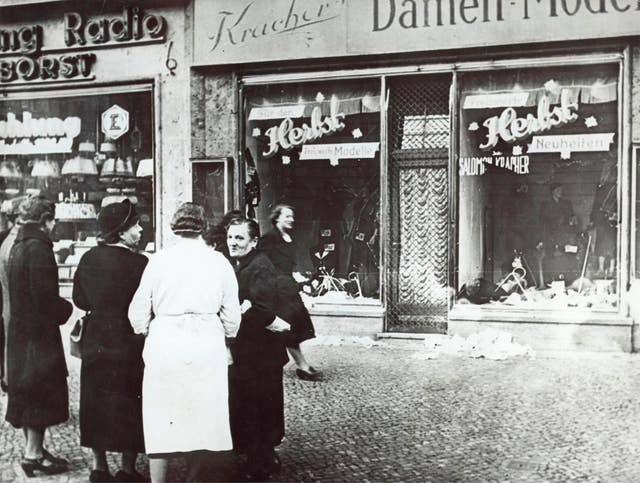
left=100, top=142, right=116, bottom=153
left=61, top=155, right=98, bottom=176
left=79, top=141, right=96, bottom=152
left=114, top=157, right=134, bottom=177
left=0, top=160, right=21, bottom=178
left=136, top=158, right=153, bottom=177
left=31, top=159, right=61, bottom=178
left=100, top=157, right=116, bottom=177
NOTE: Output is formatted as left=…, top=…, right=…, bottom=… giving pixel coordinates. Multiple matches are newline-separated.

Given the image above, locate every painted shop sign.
left=459, top=75, right=618, bottom=176
left=479, top=89, right=579, bottom=151
left=262, top=98, right=346, bottom=157
left=0, top=6, right=166, bottom=84
left=193, top=0, right=640, bottom=65
left=459, top=155, right=530, bottom=176
left=300, top=142, right=380, bottom=166
left=0, top=111, right=81, bottom=155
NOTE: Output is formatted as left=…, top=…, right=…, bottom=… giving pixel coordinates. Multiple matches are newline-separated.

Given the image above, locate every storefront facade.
left=0, top=0, right=190, bottom=295
left=191, top=0, right=640, bottom=351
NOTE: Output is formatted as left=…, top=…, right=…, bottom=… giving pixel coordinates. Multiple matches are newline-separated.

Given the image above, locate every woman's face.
left=276, top=207, right=295, bottom=232
left=227, top=223, right=258, bottom=258
left=120, top=221, right=143, bottom=248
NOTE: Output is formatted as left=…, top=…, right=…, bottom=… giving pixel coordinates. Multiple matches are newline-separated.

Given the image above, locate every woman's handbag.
left=69, top=313, right=88, bottom=359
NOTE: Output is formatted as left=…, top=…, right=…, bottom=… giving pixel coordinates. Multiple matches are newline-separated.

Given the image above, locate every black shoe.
left=296, top=367, right=323, bottom=381
left=90, top=469, right=114, bottom=482
left=20, top=457, right=68, bottom=478
left=114, top=470, right=149, bottom=482
left=42, top=448, right=69, bottom=466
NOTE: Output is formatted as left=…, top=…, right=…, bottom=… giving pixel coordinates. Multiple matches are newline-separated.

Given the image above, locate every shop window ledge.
left=305, top=301, right=385, bottom=318
left=449, top=304, right=631, bottom=327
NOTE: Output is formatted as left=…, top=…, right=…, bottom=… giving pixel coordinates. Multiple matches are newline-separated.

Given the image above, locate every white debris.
left=307, top=335, right=384, bottom=348
left=413, top=329, right=535, bottom=361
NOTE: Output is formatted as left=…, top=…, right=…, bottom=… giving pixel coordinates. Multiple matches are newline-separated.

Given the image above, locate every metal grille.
left=398, top=167, right=449, bottom=304
left=387, top=75, right=451, bottom=333
left=389, top=76, right=450, bottom=158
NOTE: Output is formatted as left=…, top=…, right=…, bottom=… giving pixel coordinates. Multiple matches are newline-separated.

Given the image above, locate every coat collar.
left=234, top=249, right=259, bottom=273
left=15, top=223, right=53, bottom=247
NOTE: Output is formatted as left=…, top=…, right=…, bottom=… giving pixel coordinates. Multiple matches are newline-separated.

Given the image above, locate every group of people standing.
left=0, top=194, right=322, bottom=483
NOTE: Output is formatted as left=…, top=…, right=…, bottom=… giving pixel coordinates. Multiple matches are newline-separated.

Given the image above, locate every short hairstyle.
left=170, top=202, right=206, bottom=235
left=227, top=217, right=260, bottom=240
left=269, top=204, right=294, bottom=226
left=18, top=195, right=55, bottom=226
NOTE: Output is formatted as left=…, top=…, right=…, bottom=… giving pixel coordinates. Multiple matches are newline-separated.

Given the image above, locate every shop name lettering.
left=373, top=0, right=639, bottom=29
left=480, top=90, right=578, bottom=150
left=0, top=7, right=166, bottom=84
left=206, top=0, right=345, bottom=52
left=0, top=111, right=81, bottom=155
left=263, top=99, right=346, bottom=157
left=459, top=155, right=530, bottom=176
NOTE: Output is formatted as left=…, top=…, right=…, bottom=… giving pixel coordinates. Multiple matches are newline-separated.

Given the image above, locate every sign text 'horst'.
left=0, top=6, right=167, bottom=84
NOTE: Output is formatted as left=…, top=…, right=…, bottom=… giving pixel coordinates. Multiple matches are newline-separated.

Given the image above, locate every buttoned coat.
left=5, top=224, right=73, bottom=428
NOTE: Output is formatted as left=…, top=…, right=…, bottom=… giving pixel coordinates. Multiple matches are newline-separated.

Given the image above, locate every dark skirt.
left=5, top=375, right=68, bottom=429
left=229, top=365, right=285, bottom=453
left=80, top=359, right=144, bottom=452
left=279, top=277, right=315, bottom=345
left=287, top=294, right=316, bottom=345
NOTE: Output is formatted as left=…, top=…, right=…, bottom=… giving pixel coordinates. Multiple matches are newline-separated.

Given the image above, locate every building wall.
left=632, top=43, right=640, bottom=144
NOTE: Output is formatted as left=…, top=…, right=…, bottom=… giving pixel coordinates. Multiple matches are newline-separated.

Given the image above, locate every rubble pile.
left=413, top=329, right=535, bottom=361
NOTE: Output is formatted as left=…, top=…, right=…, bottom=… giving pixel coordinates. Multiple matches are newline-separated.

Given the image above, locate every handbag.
left=69, top=313, right=88, bottom=359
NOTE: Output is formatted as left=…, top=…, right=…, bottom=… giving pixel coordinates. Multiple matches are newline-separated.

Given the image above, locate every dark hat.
left=171, top=202, right=206, bottom=234
left=98, top=199, right=137, bottom=238
left=18, top=195, right=55, bottom=224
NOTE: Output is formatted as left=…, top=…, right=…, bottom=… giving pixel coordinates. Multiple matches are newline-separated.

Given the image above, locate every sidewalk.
left=2, top=335, right=640, bottom=482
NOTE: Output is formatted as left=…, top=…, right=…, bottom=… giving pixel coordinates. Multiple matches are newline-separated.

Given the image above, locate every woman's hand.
left=265, top=316, right=291, bottom=333
left=240, top=300, right=252, bottom=314
left=292, top=272, right=308, bottom=283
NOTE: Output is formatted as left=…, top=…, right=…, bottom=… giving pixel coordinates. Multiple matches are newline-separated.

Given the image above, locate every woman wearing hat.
left=5, top=195, right=73, bottom=477
left=72, top=199, right=148, bottom=482
left=128, top=202, right=241, bottom=483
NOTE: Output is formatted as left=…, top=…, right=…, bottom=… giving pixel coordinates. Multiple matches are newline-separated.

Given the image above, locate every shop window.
left=244, top=79, right=381, bottom=305
left=456, top=64, right=619, bottom=312
left=0, top=89, right=155, bottom=281
left=192, top=157, right=231, bottom=228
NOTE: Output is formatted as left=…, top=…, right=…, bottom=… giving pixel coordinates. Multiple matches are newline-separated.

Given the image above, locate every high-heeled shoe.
left=42, top=448, right=69, bottom=466
left=20, top=456, right=68, bottom=477
left=296, top=366, right=323, bottom=381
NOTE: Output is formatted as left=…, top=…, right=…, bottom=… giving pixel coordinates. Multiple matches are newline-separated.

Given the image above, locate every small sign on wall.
left=101, top=104, right=129, bottom=140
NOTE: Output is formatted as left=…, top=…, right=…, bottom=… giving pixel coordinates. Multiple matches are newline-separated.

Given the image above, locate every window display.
left=244, top=79, right=381, bottom=304
left=0, top=88, right=154, bottom=282
left=456, top=64, right=619, bottom=311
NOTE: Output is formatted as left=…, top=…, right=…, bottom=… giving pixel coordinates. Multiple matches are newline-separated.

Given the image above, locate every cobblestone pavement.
left=2, top=333, right=640, bottom=482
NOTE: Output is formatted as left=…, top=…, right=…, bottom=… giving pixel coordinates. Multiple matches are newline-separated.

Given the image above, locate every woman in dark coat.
left=259, top=204, right=322, bottom=381
left=6, top=196, right=73, bottom=477
left=227, top=218, right=290, bottom=481
left=72, top=200, right=148, bottom=483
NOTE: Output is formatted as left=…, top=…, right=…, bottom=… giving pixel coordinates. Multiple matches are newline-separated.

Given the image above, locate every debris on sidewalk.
left=413, top=329, right=535, bottom=360
left=307, top=335, right=385, bottom=348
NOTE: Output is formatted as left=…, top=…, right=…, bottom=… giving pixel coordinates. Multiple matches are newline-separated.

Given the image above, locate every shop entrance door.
left=386, top=75, right=451, bottom=333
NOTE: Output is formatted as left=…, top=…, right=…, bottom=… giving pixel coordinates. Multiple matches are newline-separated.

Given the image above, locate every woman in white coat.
left=128, top=202, right=241, bottom=482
